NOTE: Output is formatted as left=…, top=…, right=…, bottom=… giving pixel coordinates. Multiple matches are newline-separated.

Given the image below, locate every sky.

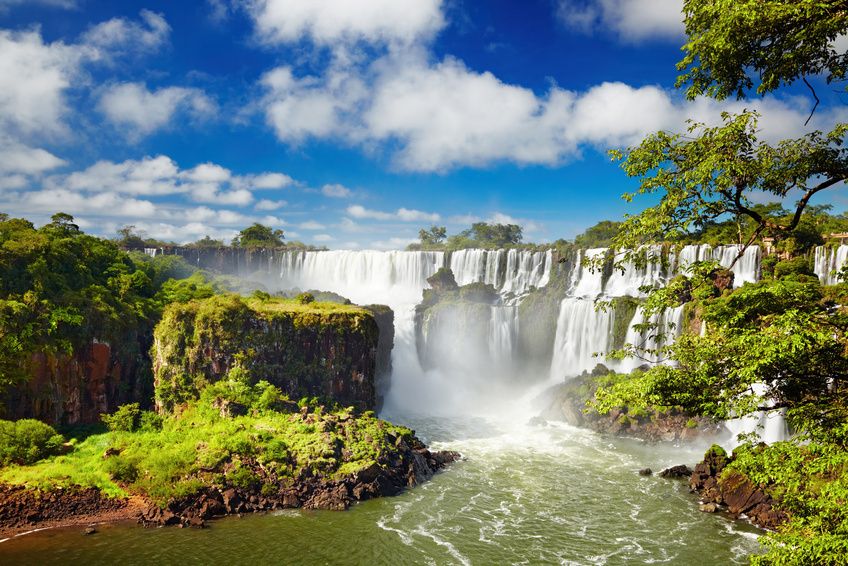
left=0, top=0, right=845, bottom=249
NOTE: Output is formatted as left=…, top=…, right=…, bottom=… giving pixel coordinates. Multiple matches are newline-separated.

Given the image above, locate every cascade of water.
left=488, top=305, right=518, bottom=366
left=279, top=250, right=444, bottom=305
left=603, top=245, right=667, bottom=297
left=814, top=245, right=848, bottom=285
left=549, top=298, right=615, bottom=380
left=569, top=248, right=607, bottom=298
left=449, top=249, right=552, bottom=294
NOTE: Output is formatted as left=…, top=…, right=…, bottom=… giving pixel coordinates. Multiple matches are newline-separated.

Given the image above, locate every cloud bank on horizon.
left=0, top=0, right=839, bottom=248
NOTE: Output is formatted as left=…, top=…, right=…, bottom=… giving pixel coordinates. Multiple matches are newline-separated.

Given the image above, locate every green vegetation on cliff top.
left=0, top=383, right=412, bottom=505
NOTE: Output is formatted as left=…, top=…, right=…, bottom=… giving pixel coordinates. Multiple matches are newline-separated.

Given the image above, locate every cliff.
left=152, top=295, right=392, bottom=412
left=3, top=341, right=150, bottom=426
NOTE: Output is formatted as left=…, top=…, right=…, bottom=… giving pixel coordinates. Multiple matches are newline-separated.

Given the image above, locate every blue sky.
left=0, top=0, right=844, bottom=248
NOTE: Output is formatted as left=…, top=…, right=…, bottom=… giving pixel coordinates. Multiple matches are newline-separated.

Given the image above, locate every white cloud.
left=0, top=0, right=77, bottom=10
left=246, top=0, right=444, bottom=46
left=370, top=236, right=418, bottom=250
left=299, top=220, right=326, bottom=230
left=261, top=66, right=366, bottom=143
left=250, top=172, right=293, bottom=189
left=321, top=183, right=353, bottom=198
left=98, top=82, right=214, bottom=137
left=312, top=234, right=334, bottom=242
left=347, top=204, right=440, bottom=222
left=0, top=139, right=66, bottom=175
left=81, top=9, right=170, bottom=55
left=255, top=199, right=287, bottom=211
left=0, top=11, right=173, bottom=147
left=263, top=45, right=838, bottom=172
left=40, top=155, right=306, bottom=211
left=0, top=30, right=81, bottom=139
left=557, top=0, right=683, bottom=42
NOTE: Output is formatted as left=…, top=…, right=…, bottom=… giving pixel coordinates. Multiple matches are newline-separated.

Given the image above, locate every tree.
left=574, top=220, right=621, bottom=248
left=44, top=212, right=80, bottom=236
left=232, top=223, right=285, bottom=248
left=610, top=112, right=848, bottom=261
left=189, top=235, right=225, bottom=249
left=116, top=225, right=147, bottom=249
left=459, top=222, right=523, bottom=247
left=678, top=0, right=848, bottom=107
left=418, top=226, right=447, bottom=246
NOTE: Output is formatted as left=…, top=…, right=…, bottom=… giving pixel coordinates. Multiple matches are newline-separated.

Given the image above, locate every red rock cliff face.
left=3, top=342, right=148, bottom=425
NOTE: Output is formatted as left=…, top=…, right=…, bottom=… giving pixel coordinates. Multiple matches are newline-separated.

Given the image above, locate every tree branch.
left=803, top=77, right=820, bottom=126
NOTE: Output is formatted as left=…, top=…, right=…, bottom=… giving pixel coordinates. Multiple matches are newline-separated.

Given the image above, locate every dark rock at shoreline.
left=138, top=443, right=461, bottom=529
left=659, top=465, right=693, bottom=479
left=638, top=468, right=653, bottom=476
left=539, top=376, right=724, bottom=442
left=0, top=485, right=129, bottom=534
left=689, top=446, right=786, bottom=530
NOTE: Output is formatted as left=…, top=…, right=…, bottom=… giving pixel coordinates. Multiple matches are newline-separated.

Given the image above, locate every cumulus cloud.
left=262, top=46, right=840, bottom=172
left=255, top=199, right=287, bottom=211
left=0, top=0, right=77, bottom=10
left=261, top=66, right=367, bottom=143
left=81, top=9, right=170, bottom=56
left=370, top=236, right=418, bottom=250
left=321, top=183, right=353, bottom=198
left=98, top=82, right=214, bottom=138
left=51, top=155, right=296, bottom=208
left=347, top=205, right=440, bottom=222
left=299, top=220, right=326, bottom=230
left=0, top=30, right=81, bottom=139
left=557, top=0, right=683, bottom=41
left=246, top=0, right=444, bottom=46
left=0, top=139, right=66, bottom=175
left=312, top=233, right=334, bottom=242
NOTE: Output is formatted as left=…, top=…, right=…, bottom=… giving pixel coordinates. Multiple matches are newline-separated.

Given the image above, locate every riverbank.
left=0, top=388, right=458, bottom=537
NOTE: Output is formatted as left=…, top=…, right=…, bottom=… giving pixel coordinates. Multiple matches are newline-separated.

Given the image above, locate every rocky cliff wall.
left=152, top=295, right=391, bottom=412
left=3, top=341, right=150, bottom=425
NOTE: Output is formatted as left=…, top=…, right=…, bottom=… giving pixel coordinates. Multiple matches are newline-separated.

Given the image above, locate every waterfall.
left=264, top=245, right=788, bottom=438
left=603, top=245, right=667, bottom=297
left=549, top=298, right=615, bottom=380
left=450, top=249, right=552, bottom=294
left=814, top=245, right=848, bottom=285
left=279, top=250, right=444, bottom=305
left=488, top=305, right=517, bottom=366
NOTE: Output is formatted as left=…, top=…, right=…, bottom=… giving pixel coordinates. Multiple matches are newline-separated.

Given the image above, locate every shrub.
left=0, top=419, right=65, bottom=466
left=296, top=292, right=315, bottom=304
left=102, top=403, right=143, bottom=432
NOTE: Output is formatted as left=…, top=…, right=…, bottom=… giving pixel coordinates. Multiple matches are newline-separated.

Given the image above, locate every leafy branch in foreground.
left=678, top=0, right=848, bottom=101
left=608, top=111, right=848, bottom=266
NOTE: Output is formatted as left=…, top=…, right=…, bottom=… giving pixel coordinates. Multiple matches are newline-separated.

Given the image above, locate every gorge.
left=3, top=241, right=847, bottom=565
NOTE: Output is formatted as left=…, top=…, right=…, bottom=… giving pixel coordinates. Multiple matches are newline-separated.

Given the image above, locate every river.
left=1, top=410, right=760, bottom=565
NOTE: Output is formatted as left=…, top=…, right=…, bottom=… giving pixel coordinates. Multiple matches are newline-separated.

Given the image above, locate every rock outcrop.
left=539, top=369, right=723, bottom=442
left=0, top=485, right=135, bottom=535
left=688, top=445, right=787, bottom=530
left=152, top=295, right=392, bottom=412
left=137, top=440, right=459, bottom=528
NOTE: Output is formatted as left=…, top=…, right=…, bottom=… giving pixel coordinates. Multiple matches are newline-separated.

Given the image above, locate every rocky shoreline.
left=0, top=441, right=459, bottom=537
left=686, top=446, right=785, bottom=530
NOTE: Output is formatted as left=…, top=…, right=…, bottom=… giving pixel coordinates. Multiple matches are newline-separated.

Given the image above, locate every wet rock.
left=659, top=465, right=693, bottom=479
left=699, top=503, right=718, bottom=513
left=527, top=416, right=548, bottom=427
left=84, top=526, right=97, bottom=535
left=638, top=468, right=653, bottom=476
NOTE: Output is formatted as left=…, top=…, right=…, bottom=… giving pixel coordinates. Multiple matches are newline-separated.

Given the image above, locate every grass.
left=0, top=383, right=414, bottom=506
